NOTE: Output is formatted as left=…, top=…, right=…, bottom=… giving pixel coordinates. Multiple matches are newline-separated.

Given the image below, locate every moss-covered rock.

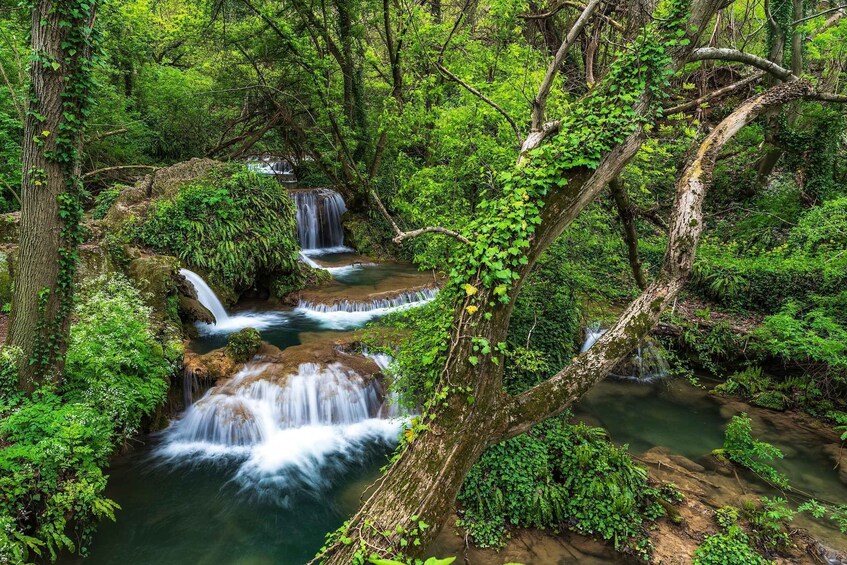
left=270, top=262, right=332, bottom=300
left=342, top=212, right=396, bottom=260
left=226, top=328, right=262, bottom=362
left=102, top=160, right=301, bottom=301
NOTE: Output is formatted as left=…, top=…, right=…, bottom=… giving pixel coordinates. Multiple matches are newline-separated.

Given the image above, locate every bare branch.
left=497, top=80, right=812, bottom=441
left=81, top=165, right=160, bottom=180
left=521, top=1, right=623, bottom=31
left=370, top=188, right=470, bottom=246
left=86, top=128, right=128, bottom=143
left=437, top=2, right=523, bottom=144
left=662, top=71, right=765, bottom=115
left=393, top=226, right=471, bottom=244
left=794, top=4, right=847, bottom=25
left=689, top=47, right=794, bottom=81
left=532, top=0, right=603, bottom=131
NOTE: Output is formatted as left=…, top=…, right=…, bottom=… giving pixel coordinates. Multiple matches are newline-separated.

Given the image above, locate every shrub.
left=693, top=527, right=772, bottom=565
left=129, top=165, right=300, bottom=291
left=0, top=346, right=22, bottom=399
left=91, top=185, right=125, bottom=220
left=458, top=416, right=675, bottom=560
left=0, top=274, right=172, bottom=561
left=226, top=328, right=262, bottom=362
left=717, top=414, right=788, bottom=488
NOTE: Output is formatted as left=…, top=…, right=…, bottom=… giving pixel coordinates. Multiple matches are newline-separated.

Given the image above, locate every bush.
left=129, top=165, right=300, bottom=292
left=226, top=328, right=262, bottom=362
left=0, top=274, right=172, bottom=561
left=718, top=414, right=788, bottom=488
left=693, top=527, right=772, bottom=565
left=458, top=417, right=674, bottom=560
left=91, top=185, right=126, bottom=220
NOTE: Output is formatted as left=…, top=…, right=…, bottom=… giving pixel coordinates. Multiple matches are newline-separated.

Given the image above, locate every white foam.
left=156, top=363, right=404, bottom=493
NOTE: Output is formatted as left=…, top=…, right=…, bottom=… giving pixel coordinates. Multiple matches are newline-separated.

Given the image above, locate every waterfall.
left=157, top=362, right=402, bottom=492
left=297, top=288, right=438, bottom=313
left=290, top=189, right=347, bottom=250
left=180, top=268, right=286, bottom=334
left=180, top=268, right=229, bottom=324
left=295, top=288, right=438, bottom=330
left=580, top=322, right=607, bottom=353
left=580, top=322, right=669, bottom=382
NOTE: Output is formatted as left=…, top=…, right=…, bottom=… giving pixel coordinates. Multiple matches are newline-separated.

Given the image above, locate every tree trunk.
left=6, top=0, right=97, bottom=391
left=317, top=73, right=811, bottom=565
left=610, top=177, right=647, bottom=290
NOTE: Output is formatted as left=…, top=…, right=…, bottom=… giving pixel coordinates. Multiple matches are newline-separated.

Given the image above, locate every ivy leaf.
left=463, top=283, right=478, bottom=296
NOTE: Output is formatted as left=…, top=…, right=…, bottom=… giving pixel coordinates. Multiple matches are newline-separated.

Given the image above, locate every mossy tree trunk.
left=7, top=1, right=97, bottom=391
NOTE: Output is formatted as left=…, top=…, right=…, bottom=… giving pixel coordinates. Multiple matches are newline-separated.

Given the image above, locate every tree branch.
left=521, top=1, right=623, bottom=31
left=609, top=177, right=647, bottom=290
left=531, top=0, right=603, bottom=131
left=662, top=71, right=765, bottom=115
left=370, top=189, right=471, bottom=246
left=437, top=1, right=523, bottom=145
left=81, top=165, right=160, bottom=179
left=688, top=47, right=794, bottom=81
left=497, top=80, right=813, bottom=441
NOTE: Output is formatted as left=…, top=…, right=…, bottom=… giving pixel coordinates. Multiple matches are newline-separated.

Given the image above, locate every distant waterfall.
left=180, top=268, right=229, bottom=324
left=580, top=322, right=607, bottom=352
left=580, top=322, right=668, bottom=382
left=290, top=189, right=347, bottom=250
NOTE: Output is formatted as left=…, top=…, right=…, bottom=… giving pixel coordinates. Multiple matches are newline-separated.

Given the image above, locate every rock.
left=102, top=158, right=222, bottom=232
left=125, top=251, right=180, bottom=320
left=178, top=295, right=214, bottom=324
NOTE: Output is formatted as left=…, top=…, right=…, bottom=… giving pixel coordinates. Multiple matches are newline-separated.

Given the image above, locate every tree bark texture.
left=7, top=1, right=96, bottom=391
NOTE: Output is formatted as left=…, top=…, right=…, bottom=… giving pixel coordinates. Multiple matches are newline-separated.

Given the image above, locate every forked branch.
left=498, top=80, right=813, bottom=441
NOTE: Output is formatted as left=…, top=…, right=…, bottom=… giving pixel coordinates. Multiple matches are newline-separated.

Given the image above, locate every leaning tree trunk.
left=6, top=0, right=97, bottom=391
left=316, top=78, right=812, bottom=564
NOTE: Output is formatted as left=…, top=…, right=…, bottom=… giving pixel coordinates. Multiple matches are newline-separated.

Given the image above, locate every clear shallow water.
left=575, top=378, right=847, bottom=551
left=60, top=443, right=388, bottom=565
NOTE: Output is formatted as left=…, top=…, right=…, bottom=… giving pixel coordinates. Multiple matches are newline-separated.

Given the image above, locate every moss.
left=226, top=328, right=262, bottom=362
left=342, top=212, right=397, bottom=260
left=750, top=390, right=788, bottom=411
left=270, top=263, right=332, bottom=299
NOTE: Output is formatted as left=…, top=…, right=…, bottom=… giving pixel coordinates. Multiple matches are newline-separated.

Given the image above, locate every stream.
left=60, top=184, right=847, bottom=564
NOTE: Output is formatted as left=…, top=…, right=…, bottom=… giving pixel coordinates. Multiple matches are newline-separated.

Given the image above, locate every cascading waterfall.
left=180, top=268, right=286, bottom=334
left=180, top=268, right=229, bottom=324
left=158, top=362, right=402, bottom=493
left=295, top=288, right=438, bottom=330
left=297, top=288, right=438, bottom=313
left=580, top=322, right=669, bottom=382
left=290, top=189, right=348, bottom=250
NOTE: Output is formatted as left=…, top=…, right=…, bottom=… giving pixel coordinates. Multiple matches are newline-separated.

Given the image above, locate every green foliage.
left=226, top=328, right=262, bottom=362
left=458, top=416, right=676, bottom=560
left=718, top=414, right=788, bottom=489
left=128, top=165, right=300, bottom=291
left=693, top=527, right=772, bottom=565
left=507, top=242, right=581, bottom=381
left=0, top=346, right=23, bottom=399
left=0, top=274, right=171, bottom=561
left=91, top=185, right=125, bottom=220
left=742, top=497, right=793, bottom=550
